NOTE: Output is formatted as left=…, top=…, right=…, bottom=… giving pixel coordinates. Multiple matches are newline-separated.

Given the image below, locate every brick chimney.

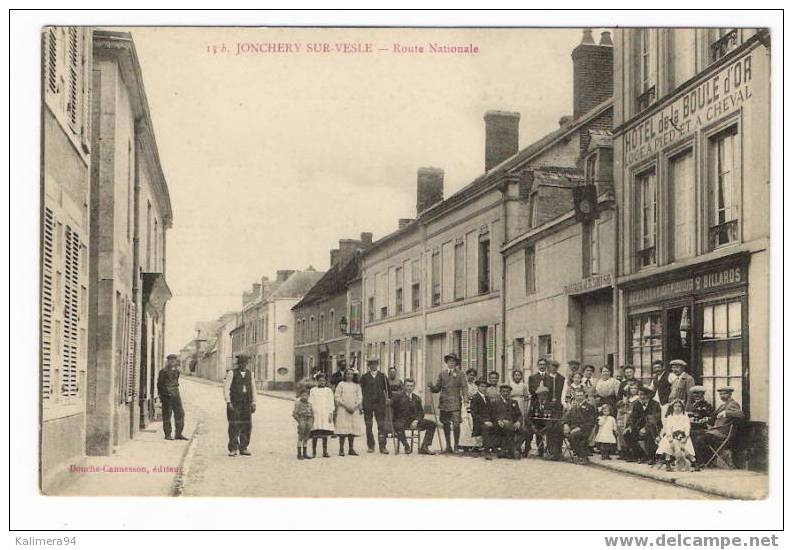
left=329, top=249, right=340, bottom=267
left=360, top=232, right=373, bottom=247
left=484, top=111, right=520, bottom=171
left=571, top=28, right=613, bottom=119
left=416, top=167, right=444, bottom=215
left=276, top=269, right=295, bottom=282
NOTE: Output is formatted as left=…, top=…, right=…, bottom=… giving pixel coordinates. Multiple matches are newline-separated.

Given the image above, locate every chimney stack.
left=571, top=28, right=613, bottom=120
left=416, top=167, right=444, bottom=215
left=330, top=249, right=340, bottom=267
left=360, top=232, right=373, bottom=247
left=484, top=111, right=520, bottom=171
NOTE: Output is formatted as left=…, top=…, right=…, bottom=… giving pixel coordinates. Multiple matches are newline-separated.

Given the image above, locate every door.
left=580, top=289, right=613, bottom=368
left=664, top=302, right=694, bottom=374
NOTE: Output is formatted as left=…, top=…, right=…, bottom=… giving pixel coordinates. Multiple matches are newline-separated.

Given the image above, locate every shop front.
left=621, top=253, right=748, bottom=414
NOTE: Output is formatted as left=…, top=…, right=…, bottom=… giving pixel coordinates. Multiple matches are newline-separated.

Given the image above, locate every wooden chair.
left=704, top=424, right=736, bottom=469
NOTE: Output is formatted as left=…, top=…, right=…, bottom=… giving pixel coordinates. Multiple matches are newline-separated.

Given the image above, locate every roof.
left=270, top=270, right=326, bottom=299
left=292, top=254, right=362, bottom=310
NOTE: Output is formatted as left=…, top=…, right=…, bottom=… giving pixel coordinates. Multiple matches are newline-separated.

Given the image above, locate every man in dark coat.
left=528, top=357, right=549, bottom=398
left=649, top=359, right=672, bottom=405
left=224, top=353, right=257, bottom=456
left=360, top=357, right=390, bottom=454
left=617, top=365, right=638, bottom=401
left=485, top=384, right=523, bottom=459
left=686, top=385, right=715, bottom=469
left=623, top=385, right=663, bottom=464
left=562, top=387, right=598, bottom=463
left=545, top=359, right=567, bottom=405
left=391, top=378, right=436, bottom=455
left=428, top=353, right=465, bottom=453
left=469, top=378, right=490, bottom=452
left=699, top=386, right=744, bottom=466
left=329, top=358, right=347, bottom=390
left=157, top=354, right=187, bottom=441
left=527, top=386, right=564, bottom=459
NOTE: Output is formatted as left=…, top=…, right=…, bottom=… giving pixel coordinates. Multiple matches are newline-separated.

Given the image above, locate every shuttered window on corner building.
left=60, top=226, right=81, bottom=398
left=460, top=329, right=469, bottom=370
left=487, top=325, right=496, bottom=374
left=41, top=208, right=55, bottom=400
left=469, top=329, right=478, bottom=373
left=66, top=27, right=79, bottom=131
left=126, top=301, right=137, bottom=403
left=46, top=28, right=58, bottom=95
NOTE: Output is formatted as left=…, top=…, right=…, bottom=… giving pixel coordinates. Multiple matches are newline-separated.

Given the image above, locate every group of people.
left=291, top=353, right=744, bottom=471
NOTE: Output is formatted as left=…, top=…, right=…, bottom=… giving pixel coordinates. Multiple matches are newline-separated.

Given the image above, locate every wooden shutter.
left=487, top=325, right=496, bottom=373
left=66, top=27, right=79, bottom=129
left=469, top=328, right=478, bottom=373
left=461, top=329, right=469, bottom=370
left=46, top=28, right=58, bottom=95
left=41, top=208, right=55, bottom=399
left=126, top=301, right=137, bottom=402
left=61, top=225, right=80, bottom=398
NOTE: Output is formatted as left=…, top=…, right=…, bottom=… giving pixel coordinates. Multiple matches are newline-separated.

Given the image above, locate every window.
left=411, top=259, right=421, bottom=311
left=310, top=316, right=315, bottom=341
left=582, top=221, right=599, bottom=277
left=710, top=28, right=739, bottom=63
left=378, top=272, right=388, bottom=319
left=478, top=234, right=491, bottom=294
left=700, top=299, right=743, bottom=408
left=538, top=334, right=552, bottom=361
left=367, top=296, right=375, bottom=323
left=395, top=266, right=403, bottom=315
left=66, top=28, right=80, bottom=130
left=670, top=149, right=696, bottom=261
left=630, top=312, right=663, bottom=383
left=329, top=310, right=335, bottom=338
left=636, top=28, right=657, bottom=112
left=524, top=247, right=536, bottom=295
left=635, top=169, right=657, bottom=268
left=671, top=29, right=696, bottom=88
left=393, top=340, right=401, bottom=369
left=349, top=302, right=362, bottom=335
left=528, top=191, right=539, bottom=229
left=709, top=127, right=739, bottom=249
left=319, top=313, right=325, bottom=341
left=585, top=153, right=597, bottom=185
left=454, top=240, right=465, bottom=299
left=431, top=251, right=441, bottom=306
left=46, top=28, right=58, bottom=95
left=41, top=208, right=55, bottom=400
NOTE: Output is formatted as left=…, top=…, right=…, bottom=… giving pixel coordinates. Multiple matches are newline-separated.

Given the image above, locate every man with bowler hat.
left=158, top=354, right=187, bottom=440
left=360, top=357, right=390, bottom=453
left=224, top=353, right=257, bottom=456
left=428, top=353, right=466, bottom=453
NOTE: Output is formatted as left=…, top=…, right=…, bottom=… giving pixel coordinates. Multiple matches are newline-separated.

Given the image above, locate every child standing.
left=292, top=389, right=314, bottom=460
left=594, top=402, right=618, bottom=460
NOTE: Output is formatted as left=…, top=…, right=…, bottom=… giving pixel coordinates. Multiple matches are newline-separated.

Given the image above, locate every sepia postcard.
left=13, top=11, right=784, bottom=535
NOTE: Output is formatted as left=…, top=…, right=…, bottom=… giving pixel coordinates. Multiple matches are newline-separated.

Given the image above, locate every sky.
left=126, top=27, right=585, bottom=350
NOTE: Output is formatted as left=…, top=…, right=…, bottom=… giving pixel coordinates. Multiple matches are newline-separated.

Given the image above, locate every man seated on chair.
left=686, top=385, right=715, bottom=471
left=485, top=384, right=523, bottom=460
left=701, top=386, right=743, bottom=467
left=391, top=378, right=437, bottom=455
left=562, top=387, right=598, bottom=464
left=623, top=385, right=663, bottom=464
left=527, top=385, right=563, bottom=460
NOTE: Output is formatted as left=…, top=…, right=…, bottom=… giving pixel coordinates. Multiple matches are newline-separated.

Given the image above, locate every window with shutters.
left=46, top=28, right=59, bottom=96
left=469, top=329, right=478, bottom=373
left=708, top=126, right=740, bottom=249
left=460, top=330, right=469, bottom=371
left=61, top=226, right=81, bottom=399
left=395, top=266, right=403, bottom=315
left=635, top=168, right=658, bottom=269
left=669, top=148, right=696, bottom=261
left=525, top=247, right=536, bottom=295
left=319, top=313, right=325, bottom=341
left=349, top=301, right=362, bottom=335
left=486, top=326, right=496, bottom=373
left=41, top=208, right=55, bottom=400
left=538, top=334, right=553, bottom=361
left=126, top=302, right=137, bottom=403
left=66, top=27, right=80, bottom=131
left=454, top=240, right=465, bottom=300
left=431, top=251, right=441, bottom=306
left=478, top=234, right=491, bottom=294
left=411, top=259, right=421, bottom=311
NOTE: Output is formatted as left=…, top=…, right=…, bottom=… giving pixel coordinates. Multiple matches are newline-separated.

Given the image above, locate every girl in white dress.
left=594, top=402, right=618, bottom=459
left=334, top=369, right=363, bottom=456
left=308, top=373, right=335, bottom=458
left=458, top=368, right=481, bottom=450
left=656, top=399, right=696, bottom=470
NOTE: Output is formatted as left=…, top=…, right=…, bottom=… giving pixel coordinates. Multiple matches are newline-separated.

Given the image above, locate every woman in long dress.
left=458, top=368, right=480, bottom=451
left=656, top=399, right=696, bottom=470
left=334, top=368, right=363, bottom=456
left=308, top=373, right=335, bottom=458
left=615, top=380, right=640, bottom=457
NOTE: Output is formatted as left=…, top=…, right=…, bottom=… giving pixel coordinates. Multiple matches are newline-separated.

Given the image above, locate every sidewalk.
left=56, top=416, right=198, bottom=497
left=588, top=456, right=768, bottom=500
left=183, top=373, right=296, bottom=402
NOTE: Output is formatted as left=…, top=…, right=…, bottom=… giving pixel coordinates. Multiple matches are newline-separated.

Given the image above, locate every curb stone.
left=171, top=421, right=202, bottom=497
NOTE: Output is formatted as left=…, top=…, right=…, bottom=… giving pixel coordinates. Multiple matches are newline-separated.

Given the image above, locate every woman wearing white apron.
left=457, top=368, right=480, bottom=451
left=308, top=372, right=335, bottom=458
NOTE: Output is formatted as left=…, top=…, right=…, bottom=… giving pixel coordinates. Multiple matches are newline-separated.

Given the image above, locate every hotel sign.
left=625, top=54, right=753, bottom=165
left=627, top=264, right=745, bottom=307
left=564, top=273, right=613, bottom=295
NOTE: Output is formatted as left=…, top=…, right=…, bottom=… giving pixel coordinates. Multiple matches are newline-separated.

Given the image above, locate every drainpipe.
left=500, top=181, right=508, bottom=376
left=132, top=124, right=142, bottom=429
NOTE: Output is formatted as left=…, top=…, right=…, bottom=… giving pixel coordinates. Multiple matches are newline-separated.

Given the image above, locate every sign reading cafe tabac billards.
left=625, top=54, right=753, bottom=166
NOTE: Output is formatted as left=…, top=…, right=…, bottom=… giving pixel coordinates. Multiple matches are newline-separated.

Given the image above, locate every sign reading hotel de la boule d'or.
left=625, top=55, right=752, bottom=165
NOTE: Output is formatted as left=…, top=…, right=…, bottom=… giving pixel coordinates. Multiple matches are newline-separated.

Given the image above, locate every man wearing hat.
left=224, top=353, right=257, bottom=456
left=667, top=359, right=695, bottom=406
left=545, top=360, right=567, bottom=405
left=528, top=357, right=549, bottom=398
left=623, top=385, right=662, bottom=464
left=485, top=384, right=523, bottom=459
left=701, top=386, right=744, bottom=464
left=562, top=387, right=598, bottom=463
left=157, top=354, right=187, bottom=441
left=649, top=359, right=673, bottom=405
left=428, top=353, right=465, bottom=453
left=527, top=385, right=563, bottom=460
left=686, top=385, right=715, bottom=469
left=360, top=357, right=389, bottom=454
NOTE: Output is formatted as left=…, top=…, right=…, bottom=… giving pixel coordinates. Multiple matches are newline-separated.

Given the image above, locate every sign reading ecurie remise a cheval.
left=625, top=54, right=753, bottom=165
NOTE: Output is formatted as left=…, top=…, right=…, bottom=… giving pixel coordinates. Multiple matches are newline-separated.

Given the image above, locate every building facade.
left=502, top=30, right=616, bottom=379
left=292, top=234, right=371, bottom=381
left=612, top=28, right=770, bottom=468
left=85, top=30, right=173, bottom=456
left=40, top=26, right=93, bottom=492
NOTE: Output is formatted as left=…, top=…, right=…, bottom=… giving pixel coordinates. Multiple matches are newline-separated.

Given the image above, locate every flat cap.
left=669, top=359, right=688, bottom=367
left=717, top=386, right=735, bottom=393
left=689, top=385, right=706, bottom=393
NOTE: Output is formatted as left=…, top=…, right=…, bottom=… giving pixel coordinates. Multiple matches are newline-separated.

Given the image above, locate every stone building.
left=40, top=26, right=93, bottom=492
left=502, top=30, right=616, bottom=378
left=612, top=28, right=770, bottom=469
left=194, top=312, right=238, bottom=382
left=292, top=233, right=372, bottom=382
left=85, top=30, right=173, bottom=455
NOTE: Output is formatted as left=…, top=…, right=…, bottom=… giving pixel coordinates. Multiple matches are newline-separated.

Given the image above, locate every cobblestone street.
left=179, top=379, right=711, bottom=499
